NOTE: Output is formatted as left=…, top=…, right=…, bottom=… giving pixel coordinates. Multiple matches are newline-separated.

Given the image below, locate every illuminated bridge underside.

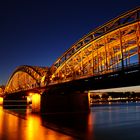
left=5, top=65, right=49, bottom=94
left=51, top=8, right=140, bottom=84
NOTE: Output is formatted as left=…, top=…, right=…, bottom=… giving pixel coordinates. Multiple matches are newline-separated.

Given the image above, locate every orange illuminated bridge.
left=3, top=7, right=140, bottom=95
left=1, top=7, right=140, bottom=113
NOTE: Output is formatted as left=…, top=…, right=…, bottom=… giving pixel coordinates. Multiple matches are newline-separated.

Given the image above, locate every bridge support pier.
left=0, top=97, right=3, bottom=105
left=31, top=93, right=41, bottom=113
left=41, top=90, right=90, bottom=114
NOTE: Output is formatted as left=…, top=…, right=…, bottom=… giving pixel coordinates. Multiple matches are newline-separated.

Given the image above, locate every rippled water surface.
left=91, top=103, right=140, bottom=140
left=0, top=103, right=140, bottom=140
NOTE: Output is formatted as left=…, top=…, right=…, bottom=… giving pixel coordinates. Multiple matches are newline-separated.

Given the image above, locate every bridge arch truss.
left=5, top=65, right=49, bottom=94
left=51, top=7, right=140, bottom=84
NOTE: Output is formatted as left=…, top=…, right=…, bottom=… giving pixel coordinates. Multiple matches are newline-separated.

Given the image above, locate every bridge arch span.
left=5, top=65, right=49, bottom=94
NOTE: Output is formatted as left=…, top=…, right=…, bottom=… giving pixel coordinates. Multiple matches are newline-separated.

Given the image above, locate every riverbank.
left=90, top=101, right=140, bottom=107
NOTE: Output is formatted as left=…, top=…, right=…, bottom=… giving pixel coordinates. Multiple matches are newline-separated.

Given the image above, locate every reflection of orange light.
left=25, top=114, right=72, bottom=140
left=0, top=106, right=72, bottom=140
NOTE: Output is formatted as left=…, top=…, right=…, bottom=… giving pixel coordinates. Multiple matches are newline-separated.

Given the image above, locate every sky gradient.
left=0, top=0, right=140, bottom=85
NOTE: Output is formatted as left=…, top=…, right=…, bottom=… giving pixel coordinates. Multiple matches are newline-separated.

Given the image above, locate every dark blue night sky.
left=0, top=0, right=140, bottom=85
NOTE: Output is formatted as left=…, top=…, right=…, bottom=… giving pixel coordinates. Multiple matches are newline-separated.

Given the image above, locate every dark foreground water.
left=1, top=102, right=140, bottom=140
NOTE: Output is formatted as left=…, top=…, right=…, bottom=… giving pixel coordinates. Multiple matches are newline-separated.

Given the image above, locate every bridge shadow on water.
left=41, top=112, right=94, bottom=140
left=4, top=106, right=94, bottom=140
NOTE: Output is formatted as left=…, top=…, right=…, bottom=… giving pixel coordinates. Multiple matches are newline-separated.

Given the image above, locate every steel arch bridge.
left=5, top=65, right=49, bottom=94
left=3, top=7, right=140, bottom=94
left=50, top=7, right=140, bottom=84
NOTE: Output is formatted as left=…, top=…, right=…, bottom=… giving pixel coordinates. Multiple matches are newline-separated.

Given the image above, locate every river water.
left=0, top=102, right=140, bottom=140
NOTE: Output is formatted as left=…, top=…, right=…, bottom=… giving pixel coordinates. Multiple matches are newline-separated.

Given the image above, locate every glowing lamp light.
left=0, top=97, right=3, bottom=105
left=41, top=76, right=46, bottom=83
left=61, top=74, right=64, bottom=78
left=52, top=74, right=55, bottom=78
left=29, top=93, right=32, bottom=96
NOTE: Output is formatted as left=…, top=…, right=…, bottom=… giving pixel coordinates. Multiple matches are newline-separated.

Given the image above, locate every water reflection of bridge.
left=1, top=7, right=140, bottom=113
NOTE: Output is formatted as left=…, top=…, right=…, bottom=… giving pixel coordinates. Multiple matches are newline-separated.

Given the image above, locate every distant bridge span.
left=4, top=65, right=49, bottom=94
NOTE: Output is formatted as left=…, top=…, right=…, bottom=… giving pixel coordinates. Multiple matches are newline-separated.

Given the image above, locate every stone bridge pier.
left=40, top=90, right=90, bottom=114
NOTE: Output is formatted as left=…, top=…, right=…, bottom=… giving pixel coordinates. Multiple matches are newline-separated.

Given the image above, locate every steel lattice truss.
left=5, top=65, right=49, bottom=94
left=50, top=7, right=140, bottom=84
